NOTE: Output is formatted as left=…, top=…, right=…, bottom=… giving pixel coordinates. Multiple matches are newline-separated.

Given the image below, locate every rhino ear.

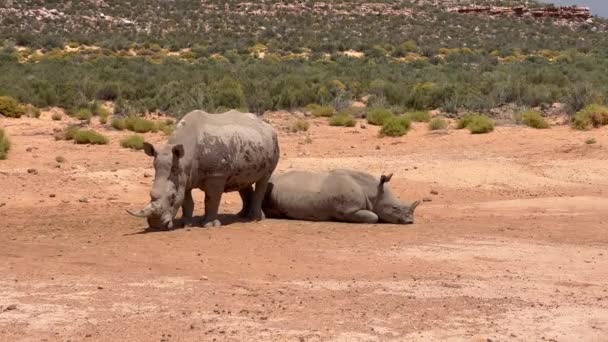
left=380, top=173, right=393, bottom=185
left=172, top=144, right=185, bottom=159
left=143, top=142, right=156, bottom=157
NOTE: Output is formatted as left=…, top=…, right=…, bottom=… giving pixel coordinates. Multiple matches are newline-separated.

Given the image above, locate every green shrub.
left=458, top=114, right=494, bottom=134
left=74, top=108, right=92, bottom=121
left=120, top=134, right=145, bottom=150
left=585, top=137, right=596, bottom=144
left=428, top=117, right=448, bottom=130
left=72, top=129, right=109, bottom=145
left=0, top=128, right=10, bottom=160
left=125, top=116, right=157, bottom=133
left=0, top=96, right=25, bottom=118
left=290, top=119, right=310, bottom=132
left=572, top=104, right=608, bottom=130
left=111, top=118, right=126, bottom=130
left=157, top=121, right=174, bottom=135
left=51, top=113, right=62, bottom=121
left=63, top=124, right=80, bottom=140
left=380, top=116, right=411, bottom=137
left=307, top=104, right=335, bottom=117
left=405, top=111, right=431, bottom=123
left=366, top=108, right=394, bottom=125
left=26, top=105, right=41, bottom=118
left=99, top=111, right=109, bottom=124
left=515, top=110, right=549, bottom=129
left=329, top=114, right=356, bottom=127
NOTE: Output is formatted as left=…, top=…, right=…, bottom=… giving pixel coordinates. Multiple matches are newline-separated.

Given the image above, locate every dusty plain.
left=1, top=111, right=607, bottom=341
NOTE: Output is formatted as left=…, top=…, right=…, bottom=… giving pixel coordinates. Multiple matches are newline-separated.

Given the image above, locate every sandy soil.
left=1, top=110, right=607, bottom=341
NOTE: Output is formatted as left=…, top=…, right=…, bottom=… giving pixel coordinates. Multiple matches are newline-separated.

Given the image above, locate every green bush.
left=458, top=114, right=494, bottom=134
left=125, top=116, right=157, bottom=133
left=51, top=113, right=62, bottom=121
left=63, top=124, right=80, bottom=140
left=329, top=114, right=356, bottom=127
left=0, top=96, right=25, bottom=118
left=111, top=118, right=126, bottom=130
left=515, top=110, right=549, bottom=129
left=26, top=105, right=41, bottom=118
left=99, top=111, right=109, bottom=124
left=572, top=104, right=608, bottom=130
left=120, top=134, right=145, bottom=150
left=307, top=104, right=335, bottom=117
left=585, top=137, right=596, bottom=144
left=428, top=117, right=448, bottom=130
left=72, top=129, right=109, bottom=145
left=380, top=116, right=411, bottom=137
left=405, top=111, right=431, bottom=123
left=0, top=128, right=10, bottom=160
left=74, top=108, right=93, bottom=121
left=290, top=119, right=310, bottom=132
left=366, top=108, right=393, bottom=126
left=157, top=121, right=174, bottom=135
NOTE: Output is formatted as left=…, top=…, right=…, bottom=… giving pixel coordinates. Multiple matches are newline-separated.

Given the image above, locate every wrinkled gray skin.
left=262, top=169, right=421, bottom=224
left=127, top=110, right=280, bottom=229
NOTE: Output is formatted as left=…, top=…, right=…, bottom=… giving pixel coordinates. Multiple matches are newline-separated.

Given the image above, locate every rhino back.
left=171, top=110, right=279, bottom=191
left=265, top=170, right=368, bottom=221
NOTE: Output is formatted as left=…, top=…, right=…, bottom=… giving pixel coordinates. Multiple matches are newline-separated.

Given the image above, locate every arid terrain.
left=1, top=111, right=607, bottom=341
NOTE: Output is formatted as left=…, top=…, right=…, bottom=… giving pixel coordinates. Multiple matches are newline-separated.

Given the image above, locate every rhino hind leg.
left=243, top=175, right=271, bottom=221
left=340, top=210, right=379, bottom=224
left=201, top=178, right=226, bottom=228
left=237, top=185, right=254, bottom=218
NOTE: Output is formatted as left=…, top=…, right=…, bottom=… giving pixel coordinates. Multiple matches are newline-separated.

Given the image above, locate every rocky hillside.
left=1, top=0, right=606, bottom=53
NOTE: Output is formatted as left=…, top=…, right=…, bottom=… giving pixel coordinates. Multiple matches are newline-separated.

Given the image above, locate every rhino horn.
left=126, top=203, right=156, bottom=218
left=409, top=200, right=421, bottom=215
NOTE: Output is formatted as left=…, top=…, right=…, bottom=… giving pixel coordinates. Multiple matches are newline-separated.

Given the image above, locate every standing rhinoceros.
left=262, top=169, right=421, bottom=224
left=127, top=110, right=280, bottom=229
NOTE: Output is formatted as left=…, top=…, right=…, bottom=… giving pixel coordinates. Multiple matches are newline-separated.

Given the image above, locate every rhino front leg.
left=237, top=185, right=254, bottom=218
left=201, top=178, right=226, bottom=228
left=245, top=175, right=271, bottom=221
left=341, top=210, right=379, bottom=224
left=181, top=189, right=194, bottom=227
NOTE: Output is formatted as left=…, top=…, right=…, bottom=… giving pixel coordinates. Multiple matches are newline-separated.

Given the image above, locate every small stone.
left=110, top=169, right=117, bottom=172
left=422, top=197, right=432, bottom=202
left=79, top=197, right=89, bottom=203
left=375, top=145, right=380, bottom=150
left=5, top=304, right=17, bottom=311
left=144, top=172, right=152, bottom=178
left=430, top=190, right=439, bottom=195
left=27, top=168, right=38, bottom=174
left=350, top=145, right=355, bottom=149
left=360, top=124, right=366, bottom=129
left=413, top=166, right=418, bottom=170
left=200, top=276, right=209, bottom=281
left=49, top=194, right=56, bottom=198
left=26, top=147, right=33, bottom=152
left=97, top=286, right=103, bottom=290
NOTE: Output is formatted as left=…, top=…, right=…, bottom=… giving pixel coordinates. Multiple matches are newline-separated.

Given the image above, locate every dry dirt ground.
left=1, top=111, right=607, bottom=342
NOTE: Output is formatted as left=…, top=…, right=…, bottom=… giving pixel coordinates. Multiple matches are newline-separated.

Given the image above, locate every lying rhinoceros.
left=127, top=110, right=280, bottom=229
left=262, top=169, right=420, bottom=224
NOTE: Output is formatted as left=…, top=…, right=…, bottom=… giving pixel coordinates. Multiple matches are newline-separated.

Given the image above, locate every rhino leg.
left=237, top=185, right=254, bottom=218
left=181, top=189, right=194, bottom=227
left=341, top=210, right=379, bottom=224
left=243, top=175, right=270, bottom=221
left=201, top=178, right=226, bottom=228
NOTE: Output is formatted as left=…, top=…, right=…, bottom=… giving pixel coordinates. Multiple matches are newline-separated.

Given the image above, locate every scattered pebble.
left=422, top=197, right=432, bottom=202
left=4, top=304, right=17, bottom=311
left=49, top=194, right=56, bottom=198
left=97, top=286, right=103, bottom=290
left=27, top=168, right=38, bottom=175
left=26, top=147, right=33, bottom=152
left=360, top=124, right=366, bottom=129
left=144, top=172, right=152, bottom=178
left=79, top=197, right=89, bottom=203
left=375, top=145, right=380, bottom=150
left=430, top=190, right=439, bottom=195
left=200, top=276, right=209, bottom=281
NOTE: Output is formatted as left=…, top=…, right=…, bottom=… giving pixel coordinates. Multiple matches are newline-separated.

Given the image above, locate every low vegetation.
left=157, top=121, right=174, bottom=135
left=120, top=134, right=146, bottom=150
left=290, top=119, right=310, bottom=133
left=0, top=96, right=25, bottom=118
left=51, top=113, right=62, bottom=121
left=458, top=113, right=495, bottom=134
left=428, top=117, right=448, bottom=130
left=571, top=104, right=608, bottom=130
left=515, top=109, right=549, bottom=129
left=366, top=108, right=394, bottom=126
left=405, top=111, right=431, bottom=123
left=74, top=108, right=93, bottom=121
left=0, top=128, right=10, bottom=160
left=111, top=117, right=127, bottom=130
left=125, top=116, right=158, bottom=133
left=307, top=104, right=335, bottom=118
left=26, top=105, right=41, bottom=118
left=585, top=137, right=597, bottom=145
left=380, top=116, right=411, bottom=137
left=58, top=125, right=108, bottom=145
left=329, top=114, right=356, bottom=127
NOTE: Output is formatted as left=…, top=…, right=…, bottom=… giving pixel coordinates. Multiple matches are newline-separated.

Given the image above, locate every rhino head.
left=127, top=142, right=186, bottom=229
left=373, top=173, right=421, bottom=224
